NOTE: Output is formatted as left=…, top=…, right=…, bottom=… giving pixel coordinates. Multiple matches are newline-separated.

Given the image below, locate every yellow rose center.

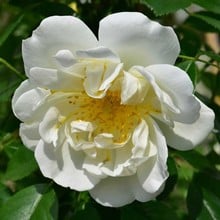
left=67, top=90, right=159, bottom=143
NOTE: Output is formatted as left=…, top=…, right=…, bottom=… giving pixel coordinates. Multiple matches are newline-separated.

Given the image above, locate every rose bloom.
left=12, top=12, right=214, bottom=207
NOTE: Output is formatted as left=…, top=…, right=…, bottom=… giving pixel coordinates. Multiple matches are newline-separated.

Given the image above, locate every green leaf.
left=0, top=183, right=11, bottom=206
left=0, top=184, right=58, bottom=220
left=178, top=26, right=202, bottom=56
left=121, top=201, right=179, bottom=220
left=144, top=0, right=191, bottom=15
left=142, top=201, right=180, bottom=220
left=121, top=205, right=146, bottom=220
left=4, top=145, right=38, bottom=181
left=0, top=14, right=24, bottom=47
left=199, top=51, right=220, bottom=63
left=194, top=172, right=220, bottom=199
left=198, top=189, right=220, bottom=220
left=187, top=180, right=203, bottom=219
left=193, top=0, right=220, bottom=14
left=33, top=2, right=75, bottom=16
left=193, top=12, right=220, bottom=32
left=73, top=204, right=101, bottom=220
left=174, top=150, right=211, bottom=170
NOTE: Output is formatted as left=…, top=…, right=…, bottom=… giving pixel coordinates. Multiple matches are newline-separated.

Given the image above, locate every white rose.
left=12, top=12, right=214, bottom=207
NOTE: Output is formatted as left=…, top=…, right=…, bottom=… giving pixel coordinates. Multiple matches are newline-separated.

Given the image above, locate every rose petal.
left=144, top=64, right=200, bottom=123
left=83, top=61, right=122, bottom=98
left=89, top=175, right=160, bottom=207
left=132, top=120, right=149, bottom=158
left=137, top=117, right=168, bottom=193
left=39, top=107, right=60, bottom=145
left=19, top=122, right=40, bottom=150
left=29, top=67, right=84, bottom=92
left=157, top=100, right=215, bottom=150
left=23, top=16, right=98, bottom=75
left=121, top=69, right=150, bottom=105
left=35, top=140, right=100, bottom=191
left=76, top=46, right=120, bottom=63
left=12, top=80, right=50, bottom=122
left=99, top=12, right=180, bottom=69
left=54, top=49, right=76, bottom=67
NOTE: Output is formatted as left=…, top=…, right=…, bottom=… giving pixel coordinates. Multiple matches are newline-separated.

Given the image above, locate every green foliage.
left=4, top=145, right=38, bottom=181
left=144, top=0, right=191, bottom=16
left=192, top=0, right=220, bottom=14
left=0, top=184, right=58, bottom=220
left=193, top=12, right=220, bottom=32
left=0, top=0, right=219, bottom=219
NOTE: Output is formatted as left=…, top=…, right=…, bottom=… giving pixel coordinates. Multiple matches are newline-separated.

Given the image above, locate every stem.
left=0, top=57, right=26, bottom=80
left=178, top=54, right=220, bottom=69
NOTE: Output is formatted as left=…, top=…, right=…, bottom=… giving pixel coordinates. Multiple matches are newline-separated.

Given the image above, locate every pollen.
left=67, top=91, right=155, bottom=143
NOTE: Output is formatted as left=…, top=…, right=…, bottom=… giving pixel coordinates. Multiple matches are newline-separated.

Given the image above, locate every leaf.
left=193, top=0, right=220, bottom=14
left=0, top=184, right=58, bottom=220
left=174, top=150, right=211, bottom=170
left=4, top=145, right=38, bottom=181
left=142, top=201, right=180, bottom=220
left=0, top=14, right=24, bottom=47
left=0, top=183, right=11, bottom=206
left=187, top=180, right=203, bottom=219
left=73, top=204, right=101, bottom=220
left=121, top=205, right=146, bottom=220
left=144, top=0, right=191, bottom=15
left=33, top=2, right=74, bottom=16
left=194, top=172, right=220, bottom=199
left=121, top=201, right=179, bottom=220
left=199, top=51, right=220, bottom=63
left=178, top=26, right=202, bottom=56
left=198, top=189, right=220, bottom=220
left=193, top=12, right=220, bottom=32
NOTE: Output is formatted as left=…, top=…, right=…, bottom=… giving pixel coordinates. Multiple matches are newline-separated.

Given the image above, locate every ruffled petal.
left=19, top=122, right=40, bottom=150
left=35, top=140, right=100, bottom=191
left=23, top=16, right=98, bottom=75
left=121, top=69, right=150, bottom=105
left=89, top=175, right=158, bottom=207
left=81, top=47, right=123, bottom=98
left=99, top=12, right=180, bottom=69
left=29, top=67, right=84, bottom=92
left=76, top=46, right=120, bottom=63
left=144, top=64, right=200, bottom=123
left=137, top=117, right=168, bottom=193
left=39, top=107, right=60, bottom=145
left=132, top=120, right=149, bottom=158
left=66, top=120, right=95, bottom=150
left=12, top=80, right=50, bottom=122
left=157, top=100, right=215, bottom=150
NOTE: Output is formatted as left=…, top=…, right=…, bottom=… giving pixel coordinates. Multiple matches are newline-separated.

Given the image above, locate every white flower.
left=12, top=12, right=214, bottom=207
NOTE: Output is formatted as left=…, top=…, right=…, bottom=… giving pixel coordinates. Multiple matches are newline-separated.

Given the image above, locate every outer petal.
left=99, top=12, right=180, bottom=69
left=140, top=65, right=200, bottom=123
left=89, top=175, right=159, bottom=207
left=23, top=16, right=98, bottom=75
left=20, top=123, right=40, bottom=150
left=157, top=100, right=215, bottom=150
left=35, top=140, right=100, bottom=191
left=12, top=80, right=50, bottom=122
